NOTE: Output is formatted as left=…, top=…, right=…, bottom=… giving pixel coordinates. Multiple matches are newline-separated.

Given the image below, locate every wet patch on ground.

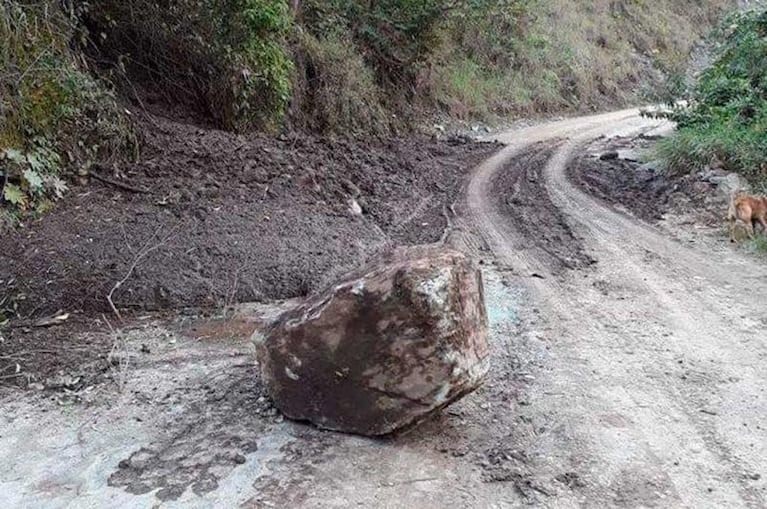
left=491, top=143, right=597, bottom=273
left=107, top=364, right=270, bottom=501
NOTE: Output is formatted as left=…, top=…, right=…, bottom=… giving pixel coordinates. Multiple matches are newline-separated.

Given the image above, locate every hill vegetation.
left=1, top=0, right=738, bottom=220
left=654, top=8, right=767, bottom=188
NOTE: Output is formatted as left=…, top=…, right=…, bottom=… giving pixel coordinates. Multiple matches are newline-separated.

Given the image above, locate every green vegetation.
left=294, top=0, right=733, bottom=124
left=290, top=29, right=390, bottom=134
left=0, top=0, right=740, bottom=219
left=87, top=0, right=294, bottom=131
left=0, top=2, right=134, bottom=222
left=654, top=9, right=767, bottom=186
left=430, top=0, right=736, bottom=118
left=751, top=234, right=767, bottom=255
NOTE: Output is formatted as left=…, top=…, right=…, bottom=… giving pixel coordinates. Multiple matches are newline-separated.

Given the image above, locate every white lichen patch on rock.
left=416, top=267, right=452, bottom=311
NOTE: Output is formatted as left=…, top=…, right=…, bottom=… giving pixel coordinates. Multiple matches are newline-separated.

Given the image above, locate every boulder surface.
left=254, top=247, right=489, bottom=436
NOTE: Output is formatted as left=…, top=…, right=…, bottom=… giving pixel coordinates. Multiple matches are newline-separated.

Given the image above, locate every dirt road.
left=2, top=109, right=766, bottom=508
left=458, top=108, right=767, bottom=507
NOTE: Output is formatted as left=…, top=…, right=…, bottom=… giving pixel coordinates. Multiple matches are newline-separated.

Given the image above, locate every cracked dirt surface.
left=2, top=109, right=767, bottom=508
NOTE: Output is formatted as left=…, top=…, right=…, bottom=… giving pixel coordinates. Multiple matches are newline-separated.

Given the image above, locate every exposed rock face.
left=254, top=247, right=489, bottom=436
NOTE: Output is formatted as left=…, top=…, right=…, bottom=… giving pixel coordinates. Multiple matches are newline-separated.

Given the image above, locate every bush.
left=0, top=2, right=135, bottom=220
left=654, top=9, right=767, bottom=184
left=87, top=0, right=294, bottom=131
left=289, top=29, right=390, bottom=135
left=300, top=0, right=447, bottom=90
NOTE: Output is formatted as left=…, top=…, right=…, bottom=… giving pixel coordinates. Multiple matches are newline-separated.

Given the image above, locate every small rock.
left=640, top=160, right=662, bottom=173
left=699, top=168, right=728, bottom=183
left=717, top=173, right=750, bottom=199
left=348, top=198, right=363, bottom=216
left=617, top=149, right=641, bottom=162
left=599, top=151, right=619, bottom=161
left=342, top=179, right=361, bottom=198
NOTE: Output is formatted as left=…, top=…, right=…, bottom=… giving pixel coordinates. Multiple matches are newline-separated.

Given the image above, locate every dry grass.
left=289, top=30, right=391, bottom=134
left=428, top=0, right=736, bottom=120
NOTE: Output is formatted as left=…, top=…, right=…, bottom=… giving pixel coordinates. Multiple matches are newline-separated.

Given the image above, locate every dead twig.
left=89, top=170, right=151, bottom=194
left=102, top=314, right=131, bottom=393
left=107, top=225, right=179, bottom=321
left=222, top=269, right=241, bottom=318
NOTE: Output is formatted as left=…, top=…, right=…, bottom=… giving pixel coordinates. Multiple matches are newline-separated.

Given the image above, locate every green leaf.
left=50, top=177, right=69, bottom=199
left=3, top=184, right=27, bottom=208
left=35, top=199, right=53, bottom=214
left=26, top=152, right=44, bottom=172
left=22, top=169, right=44, bottom=191
left=2, top=148, right=25, bottom=165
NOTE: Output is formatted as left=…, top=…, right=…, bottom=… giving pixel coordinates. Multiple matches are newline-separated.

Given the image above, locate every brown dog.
left=728, top=191, right=767, bottom=242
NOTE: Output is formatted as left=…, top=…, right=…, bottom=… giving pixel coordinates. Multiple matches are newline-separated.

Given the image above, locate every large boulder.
left=254, top=247, right=490, bottom=436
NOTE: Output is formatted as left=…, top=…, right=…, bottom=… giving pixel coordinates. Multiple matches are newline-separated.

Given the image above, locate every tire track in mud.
left=489, top=143, right=596, bottom=274
left=465, top=111, right=767, bottom=508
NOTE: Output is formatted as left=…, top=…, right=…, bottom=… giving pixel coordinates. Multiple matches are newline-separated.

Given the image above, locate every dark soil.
left=0, top=118, right=498, bottom=388
left=567, top=137, right=724, bottom=227
left=1, top=119, right=498, bottom=318
left=0, top=315, right=114, bottom=391
left=491, top=143, right=596, bottom=273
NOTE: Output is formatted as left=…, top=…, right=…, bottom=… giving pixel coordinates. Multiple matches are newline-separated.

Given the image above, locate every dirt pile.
left=1, top=119, right=499, bottom=319
left=568, top=136, right=726, bottom=227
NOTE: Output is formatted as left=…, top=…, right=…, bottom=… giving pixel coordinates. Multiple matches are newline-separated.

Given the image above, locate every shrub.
left=0, top=2, right=135, bottom=221
left=289, top=29, right=390, bottom=135
left=653, top=9, right=767, bottom=185
left=87, top=0, right=294, bottom=131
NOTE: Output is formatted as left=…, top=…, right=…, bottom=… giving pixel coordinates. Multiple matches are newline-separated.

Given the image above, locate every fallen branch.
left=107, top=225, right=179, bottom=321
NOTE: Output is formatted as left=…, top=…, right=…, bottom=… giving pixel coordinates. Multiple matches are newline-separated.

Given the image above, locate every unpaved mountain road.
left=457, top=108, right=767, bottom=508
left=2, top=109, right=767, bottom=508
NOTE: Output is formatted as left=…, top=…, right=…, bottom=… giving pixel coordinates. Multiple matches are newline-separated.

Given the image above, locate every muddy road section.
left=459, top=109, right=767, bottom=508
left=490, top=143, right=595, bottom=273
left=3, top=110, right=767, bottom=508
left=0, top=118, right=498, bottom=318
left=567, top=135, right=726, bottom=227
left=0, top=119, right=497, bottom=388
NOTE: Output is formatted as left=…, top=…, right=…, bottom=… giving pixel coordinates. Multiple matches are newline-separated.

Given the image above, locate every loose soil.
left=3, top=110, right=767, bottom=508
left=567, top=135, right=724, bottom=227
left=0, top=118, right=498, bottom=388
left=490, top=143, right=596, bottom=273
